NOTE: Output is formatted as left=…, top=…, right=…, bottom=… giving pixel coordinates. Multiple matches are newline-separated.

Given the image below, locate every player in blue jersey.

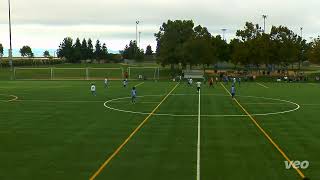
left=238, top=77, right=241, bottom=86
left=131, top=86, right=137, bottom=103
left=231, top=84, right=235, bottom=98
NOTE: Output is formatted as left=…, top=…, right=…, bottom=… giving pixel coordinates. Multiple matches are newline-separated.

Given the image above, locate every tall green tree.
left=101, top=43, right=108, bottom=59
left=87, top=38, right=94, bottom=59
left=235, top=22, right=263, bottom=67
left=122, top=40, right=144, bottom=61
left=145, top=45, right=153, bottom=55
left=211, top=35, right=230, bottom=63
left=94, top=40, right=102, bottom=60
left=20, top=46, right=33, bottom=57
left=43, top=50, right=50, bottom=57
left=308, top=37, right=320, bottom=64
left=155, top=20, right=195, bottom=68
left=72, top=38, right=82, bottom=62
left=270, top=26, right=301, bottom=69
left=182, top=25, right=214, bottom=68
left=0, top=43, right=3, bottom=57
left=81, top=38, right=88, bottom=60
left=57, top=37, right=73, bottom=61
left=230, top=39, right=248, bottom=67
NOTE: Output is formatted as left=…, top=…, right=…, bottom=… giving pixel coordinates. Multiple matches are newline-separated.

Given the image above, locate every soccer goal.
left=183, top=69, right=204, bottom=79
left=87, top=68, right=124, bottom=80
left=127, top=67, right=160, bottom=80
left=14, top=67, right=124, bottom=80
left=53, top=68, right=87, bottom=80
left=14, top=67, right=52, bottom=80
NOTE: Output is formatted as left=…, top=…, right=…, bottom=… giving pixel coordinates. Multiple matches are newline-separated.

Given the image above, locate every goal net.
left=53, top=68, right=87, bottom=80
left=14, top=67, right=124, bottom=80
left=128, top=67, right=160, bottom=80
left=14, top=68, right=52, bottom=80
left=88, top=68, right=123, bottom=80
left=183, top=70, right=204, bottom=79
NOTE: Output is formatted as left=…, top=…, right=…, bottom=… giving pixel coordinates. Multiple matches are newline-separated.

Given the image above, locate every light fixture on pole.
left=262, top=15, right=267, bottom=33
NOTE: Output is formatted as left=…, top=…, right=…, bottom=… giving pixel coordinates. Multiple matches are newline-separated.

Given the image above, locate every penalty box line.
left=89, top=83, right=180, bottom=180
left=257, top=82, right=269, bottom=89
left=220, top=83, right=307, bottom=179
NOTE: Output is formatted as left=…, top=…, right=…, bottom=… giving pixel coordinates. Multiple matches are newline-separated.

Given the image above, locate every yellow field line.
left=257, top=82, right=269, bottom=88
left=220, top=83, right=306, bottom=179
left=89, top=83, right=180, bottom=180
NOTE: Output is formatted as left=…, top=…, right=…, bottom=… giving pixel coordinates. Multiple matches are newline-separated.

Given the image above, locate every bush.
left=0, top=58, right=65, bottom=67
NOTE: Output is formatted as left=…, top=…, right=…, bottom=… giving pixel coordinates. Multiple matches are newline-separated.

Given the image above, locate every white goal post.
left=127, top=67, right=160, bottom=80
left=13, top=67, right=124, bottom=80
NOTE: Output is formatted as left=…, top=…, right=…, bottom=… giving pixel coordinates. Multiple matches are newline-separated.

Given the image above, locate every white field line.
left=135, top=82, right=145, bottom=87
left=301, top=103, right=320, bottom=106
left=14, top=100, right=105, bottom=103
left=104, top=95, right=300, bottom=117
left=257, top=83, right=269, bottom=88
left=197, top=89, right=201, bottom=180
left=308, top=83, right=318, bottom=86
left=242, top=102, right=288, bottom=105
left=109, top=101, right=159, bottom=104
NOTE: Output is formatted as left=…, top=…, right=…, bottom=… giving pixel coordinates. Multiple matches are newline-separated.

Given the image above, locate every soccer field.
left=0, top=80, right=319, bottom=179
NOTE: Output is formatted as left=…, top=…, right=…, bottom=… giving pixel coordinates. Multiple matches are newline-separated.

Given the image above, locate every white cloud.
left=0, top=0, right=319, bottom=50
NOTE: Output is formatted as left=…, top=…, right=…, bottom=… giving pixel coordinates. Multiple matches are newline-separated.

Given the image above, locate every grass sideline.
left=0, top=80, right=319, bottom=179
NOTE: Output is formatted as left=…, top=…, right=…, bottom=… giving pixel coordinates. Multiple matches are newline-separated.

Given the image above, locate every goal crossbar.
left=14, top=67, right=124, bottom=80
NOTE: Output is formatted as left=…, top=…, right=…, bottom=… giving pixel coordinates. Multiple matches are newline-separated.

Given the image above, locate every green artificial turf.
left=0, top=80, right=319, bottom=180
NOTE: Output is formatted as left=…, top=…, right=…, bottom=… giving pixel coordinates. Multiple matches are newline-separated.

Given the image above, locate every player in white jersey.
left=189, top=78, right=193, bottom=86
left=123, top=79, right=128, bottom=87
left=90, top=83, right=96, bottom=96
left=196, top=81, right=201, bottom=93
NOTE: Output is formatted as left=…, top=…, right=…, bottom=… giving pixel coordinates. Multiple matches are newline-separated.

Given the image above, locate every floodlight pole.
left=300, top=27, right=303, bottom=70
left=221, top=29, right=227, bottom=41
left=8, top=0, right=13, bottom=72
left=135, top=21, right=139, bottom=45
left=139, top=32, right=141, bottom=49
left=262, top=15, right=267, bottom=33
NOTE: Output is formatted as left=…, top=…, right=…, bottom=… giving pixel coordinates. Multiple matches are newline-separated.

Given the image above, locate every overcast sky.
left=0, top=0, right=320, bottom=52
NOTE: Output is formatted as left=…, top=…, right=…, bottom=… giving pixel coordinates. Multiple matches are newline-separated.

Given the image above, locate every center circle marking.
left=0, top=94, right=19, bottom=102
left=104, top=94, right=300, bottom=117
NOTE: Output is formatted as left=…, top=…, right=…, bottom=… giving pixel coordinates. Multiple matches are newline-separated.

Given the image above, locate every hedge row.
left=0, top=58, right=65, bottom=67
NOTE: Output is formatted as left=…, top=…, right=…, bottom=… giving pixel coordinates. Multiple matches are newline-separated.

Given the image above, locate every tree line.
left=57, top=38, right=108, bottom=63
left=0, top=43, right=53, bottom=58
left=119, top=41, right=154, bottom=61
left=155, top=20, right=320, bottom=71
left=57, top=37, right=155, bottom=63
